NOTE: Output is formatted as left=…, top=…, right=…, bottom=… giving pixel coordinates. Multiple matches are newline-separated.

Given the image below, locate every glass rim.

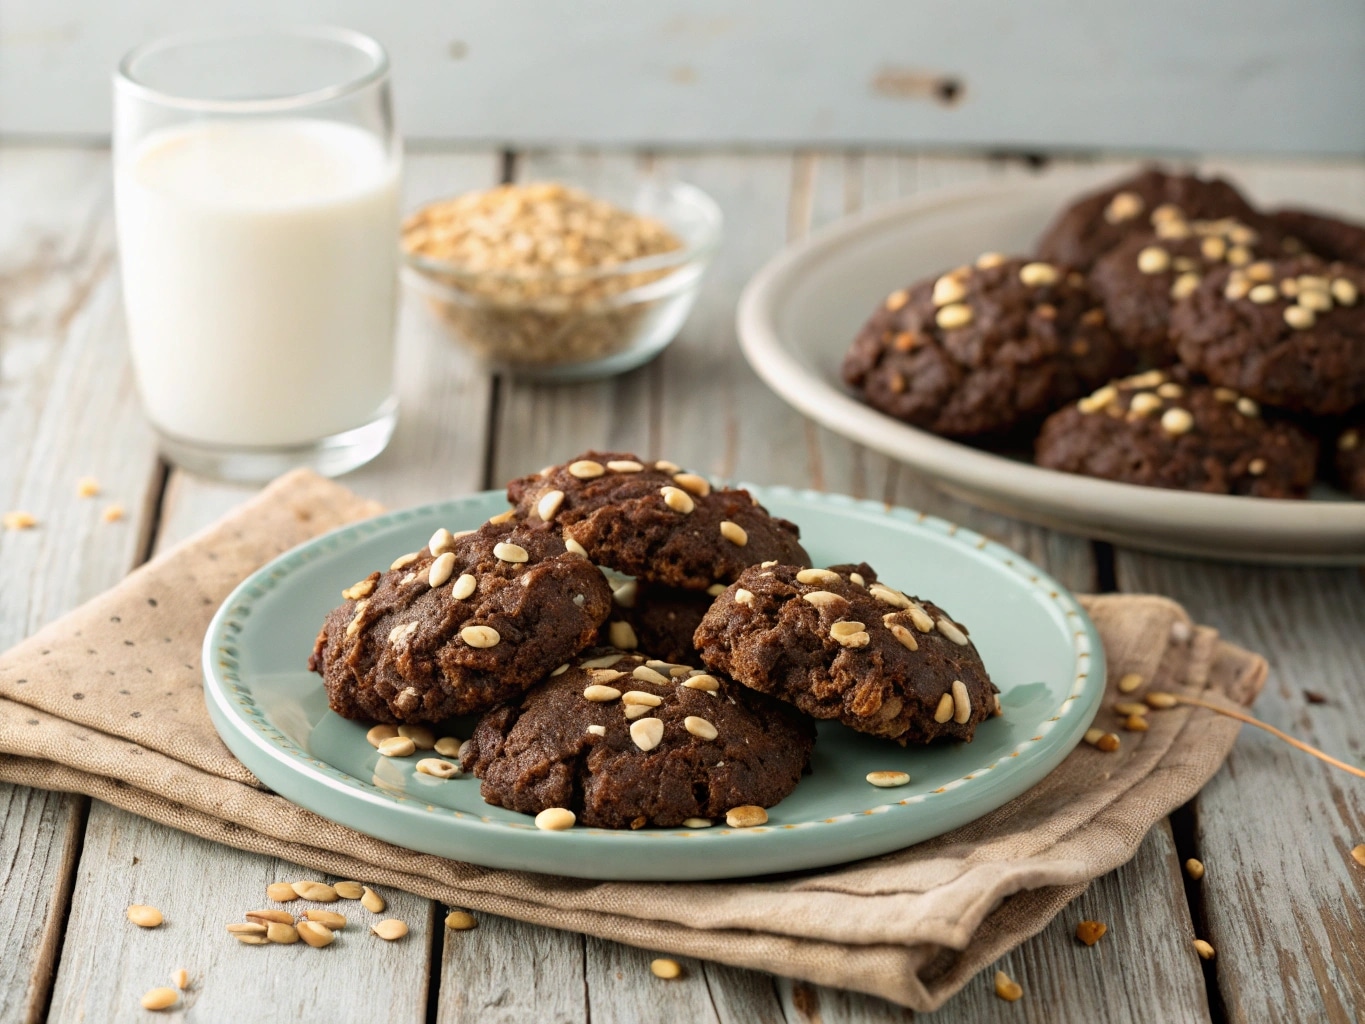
left=114, top=25, right=389, bottom=113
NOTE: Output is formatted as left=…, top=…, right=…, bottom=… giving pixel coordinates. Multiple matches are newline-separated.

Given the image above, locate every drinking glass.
left=114, top=27, right=401, bottom=482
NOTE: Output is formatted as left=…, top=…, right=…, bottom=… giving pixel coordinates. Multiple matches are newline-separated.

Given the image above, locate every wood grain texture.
left=46, top=801, right=436, bottom=1024
left=0, top=147, right=163, bottom=1024
left=1115, top=554, right=1365, bottom=1024
left=7, top=1, right=1365, bottom=155
left=436, top=911, right=586, bottom=1024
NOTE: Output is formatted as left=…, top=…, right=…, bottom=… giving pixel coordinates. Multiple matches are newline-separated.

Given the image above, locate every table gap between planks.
left=0, top=142, right=1360, bottom=1023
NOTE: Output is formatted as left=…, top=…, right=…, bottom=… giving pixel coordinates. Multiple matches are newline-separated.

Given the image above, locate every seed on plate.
left=802, top=590, right=844, bottom=609
left=583, top=684, right=622, bottom=702
left=390, top=551, right=419, bottom=571
left=1019, top=262, right=1059, bottom=287
left=1193, top=939, right=1216, bottom=960
left=719, top=520, right=748, bottom=546
left=535, top=807, right=576, bottom=831
left=1284, top=305, right=1316, bottom=330
left=951, top=680, right=971, bottom=724
left=888, top=623, right=919, bottom=651
left=360, top=886, right=386, bottom=913
left=297, top=921, right=335, bottom=948
left=683, top=818, right=712, bottom=828
left=446, top=910, right=478, bottom=930
left=460, top=625, right=500, bottom=648
left=1186, top=858, right=1206, bottom=880
left=796, top=568, right=841, bottom=585
left=493, top=541, right=529, bottom=563
left=127, top=904, right=163, bottom=928
left=1075, top=920, right=1108, bottom=946
left=564, top=537, right=589, bottom=558
left=1117, top=673, right=1143, bottom=694
left=1145, top=692, right=1178, bottom=709
left=141, top=987, right=179, bottom=1011
left=372, top=919, right=409, bottom=941
left=1123, top=714, right=1149, bottom=732
left=568, top=460, right=605, bottom=479
left=342, top=578, right=375, bottom=601
left=245, top=909, right=295, bottom=925
left=934, top=693, right=954, bottom=724
left=427, top=552, right=456, bottom=588
left=172, top=968, right=189, bottom=990
left=936, top=302, right=973, bottom=329
left=725, top=805, right=768, bottom=828
left=399, top=725, right=436, bottom=750
left=377, top=736, right=416, bottom=758
left=429, top=528, right=456, bottom=556
left=1136, top=246, right=1171, bottom=274
left=994, top=970, right=1023, bottom=1002
left=866, top=770, right=910, bottom=788
left=366, top=725, right=399, bottom=748
left=607, top=460, right=644, bottom=473
left=416, top=757, right=461, bottom=779
left=938, top=619, right=969, bottom=646
left=267, top=881, right=299, bottom=902
left=684, top=716, right=718, bottom=740
left=735, top=588, right=755, bottom=606
left=291, top=881, right=339, bottom=902
left=650, top=958, right=684, bottom=980
left=633, top=665, right=670, bottom=685
left=630, top=717, right=665, bottom=751
left=682, top=674, right=720, bottom=692
left=267, top=922, right=299, bottom=944
left=609, top=621, right=639, bottom=649
left=333, top=881, right=364, bottom=900
left=672, top=472, right=711, bottom=496
left=434, top=736, right=462, bottom=758
left=226, top=922, right=268, bottom=935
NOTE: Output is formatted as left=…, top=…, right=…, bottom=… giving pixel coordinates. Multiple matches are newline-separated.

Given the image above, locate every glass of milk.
left=113, top=27, right=401, bottom=482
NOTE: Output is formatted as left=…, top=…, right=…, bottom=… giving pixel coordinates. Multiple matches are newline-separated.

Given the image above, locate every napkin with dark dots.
left=0, top=470, right=1266, bottom=1011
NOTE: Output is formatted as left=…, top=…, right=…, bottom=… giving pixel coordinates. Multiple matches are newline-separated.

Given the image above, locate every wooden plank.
left=0, top=146, right=165, bottom=1024
left=46, top=150, right=503, bottom=1024
left=45, top=801, right=436, bottom=1024
left=7, top=1, right=1365, bottom=156
left=1114, top=554, right=1365, bottom=1024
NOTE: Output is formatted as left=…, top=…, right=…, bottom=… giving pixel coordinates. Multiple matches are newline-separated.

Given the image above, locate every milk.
left=115, top=119, right=400, bottom=448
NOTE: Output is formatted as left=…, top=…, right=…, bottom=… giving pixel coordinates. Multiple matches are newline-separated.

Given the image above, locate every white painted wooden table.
left=2, top=143, right=1362, bottom=1024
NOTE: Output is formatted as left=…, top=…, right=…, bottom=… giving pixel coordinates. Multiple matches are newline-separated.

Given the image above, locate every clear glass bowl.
left=402, top=179, right=722, bottom=382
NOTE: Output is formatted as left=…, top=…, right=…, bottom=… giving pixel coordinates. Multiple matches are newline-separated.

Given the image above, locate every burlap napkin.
left=0, top=470, right=1266, bottom=1011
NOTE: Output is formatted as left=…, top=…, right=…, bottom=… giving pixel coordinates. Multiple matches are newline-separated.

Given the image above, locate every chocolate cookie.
left=1089, top=215, right=1280, bottom=366
left=1334, top=421, right=1365, bottom=499
left=1036, top=168, right=1264, bottom=271
left=1270, top=208, right=1365, bottom=265
left=694, top=564, right=999, bottom=745
left=841, top=254, right=1129, bottom=437
left=1171, top=256, right=1365, bottom=415
left=309, top=518, right=613, bottom=723
left=599, top=578, right=713, bottom=664
left=460, top=649, right=815, bottom=829
left=1034, top=371, right=1318, bottom=498
left=507, top=452, right=809, bottom=589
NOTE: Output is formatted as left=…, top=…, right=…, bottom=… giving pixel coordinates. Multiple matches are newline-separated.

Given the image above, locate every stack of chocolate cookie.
left=309, top=452, right=999, bottom=830
left=842, top=168, right=1365, bottom=499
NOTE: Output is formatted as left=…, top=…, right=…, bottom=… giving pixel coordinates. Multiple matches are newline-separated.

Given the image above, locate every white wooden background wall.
left=2, top=0, right=1363, bottom=153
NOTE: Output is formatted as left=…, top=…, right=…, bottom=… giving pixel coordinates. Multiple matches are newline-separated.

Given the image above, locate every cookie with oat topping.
left=694, top=563, right=998, bottom=745
left=1334, top=420, right=1365, bottom=499
left=1034, top=372, right=1318, bottom=498
left=308, top=518, right=613, bottom=724
left=1170, top=256, right=1365, bottom=415
left=1036, top=168, right=1265, bottom=271
left=506, top=451, right=809, bottom=590
left=1089, top=218, right=1281, bottom=367
left=841, top=254, right=1129, bottom=438
left=459, top=649, right=813, bottom=829
left=1269, top=207, right=1365, bottom=266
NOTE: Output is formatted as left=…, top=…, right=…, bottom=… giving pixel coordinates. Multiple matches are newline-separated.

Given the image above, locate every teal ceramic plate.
left=203, top=488, right=1103, bottom=881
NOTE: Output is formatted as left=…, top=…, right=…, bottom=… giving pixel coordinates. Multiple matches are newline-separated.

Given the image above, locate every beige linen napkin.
left=0, top=470, right=1266, bottom=1011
